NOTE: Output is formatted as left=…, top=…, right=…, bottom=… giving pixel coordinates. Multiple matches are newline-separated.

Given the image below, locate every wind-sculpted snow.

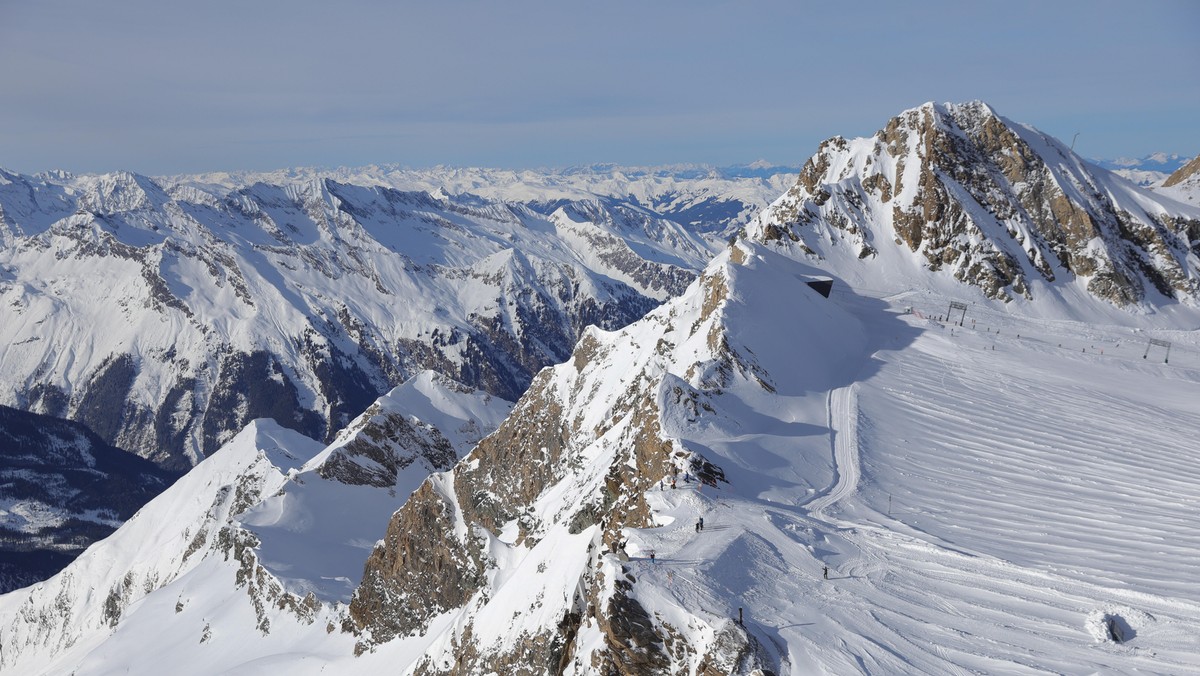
left=0, top=168, right=715, bottom=469
left=754, top=101, right=1200, bottom=311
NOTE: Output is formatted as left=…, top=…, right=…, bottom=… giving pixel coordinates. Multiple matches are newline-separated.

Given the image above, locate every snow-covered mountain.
left=0, top=167, right=715, bottom=469
left=4, top=103, right=1200, bottom=674
left=0, top=371, right=510, bottom=674
left=351, top=237, right=1200, bottom=673
left=0, top=406, right=176, bottom=592
left=753, top=101, right=1200, bottom=314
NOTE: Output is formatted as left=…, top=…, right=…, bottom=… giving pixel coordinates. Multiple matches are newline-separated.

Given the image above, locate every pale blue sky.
left=1, top=0, right=1196, bottom=174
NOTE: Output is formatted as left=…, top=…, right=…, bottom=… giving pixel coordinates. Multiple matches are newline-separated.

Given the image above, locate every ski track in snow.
left=808, top=382, right=859, bottom=515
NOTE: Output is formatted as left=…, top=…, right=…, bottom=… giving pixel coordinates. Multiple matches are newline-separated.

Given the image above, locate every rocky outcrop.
left=316, top=402, right=457, bottom=487
left=757, top=101, right=1200, bottom=306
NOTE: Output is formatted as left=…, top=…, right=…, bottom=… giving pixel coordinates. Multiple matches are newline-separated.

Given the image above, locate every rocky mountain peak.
left=757, top=101, right=1200, bottom=308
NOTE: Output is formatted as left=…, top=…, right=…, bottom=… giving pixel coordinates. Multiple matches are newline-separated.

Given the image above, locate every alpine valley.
left=2, top=101, right=1200, bottom=674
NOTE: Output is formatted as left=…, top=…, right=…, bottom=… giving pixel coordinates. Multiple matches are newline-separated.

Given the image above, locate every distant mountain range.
left=0, top=167, right=745, bottom=470
left=1093, top=152, right=1192, bottom=187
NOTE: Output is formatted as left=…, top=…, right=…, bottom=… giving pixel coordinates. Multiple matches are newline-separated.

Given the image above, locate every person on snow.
left=823, top=565, right=829, bottom=580
left=698, top=516, right=704, bottom=531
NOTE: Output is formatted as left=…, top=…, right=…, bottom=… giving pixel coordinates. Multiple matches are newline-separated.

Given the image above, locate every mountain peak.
left=753, top=101, right=1200, bottom=310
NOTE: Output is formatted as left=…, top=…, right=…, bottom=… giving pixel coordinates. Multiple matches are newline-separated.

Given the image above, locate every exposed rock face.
left=0, top=170, right=712, bottom=469
left=305, top=371, right=511, bottom=496
left=316, top=403, right=457, bottom=487
left=347, top=247, right=792, bottom=674
left=1159, top=154, right=1200, bottom=208
left=757, top=101, right=1200, bottom=306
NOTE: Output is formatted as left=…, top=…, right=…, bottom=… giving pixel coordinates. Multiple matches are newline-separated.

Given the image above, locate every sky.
left=0, top=0, right=1197, bottom=175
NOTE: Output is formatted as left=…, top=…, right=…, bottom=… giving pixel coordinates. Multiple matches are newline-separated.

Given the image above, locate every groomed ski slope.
left=622, top=279, right=1200, bottom=674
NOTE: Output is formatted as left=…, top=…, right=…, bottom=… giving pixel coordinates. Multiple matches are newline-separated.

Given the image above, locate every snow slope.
left=343, top=234, right=1200, bottom=673
left=1158, top=154, right=1200, bottom=206
left=240, top=372, right=513, bottom=602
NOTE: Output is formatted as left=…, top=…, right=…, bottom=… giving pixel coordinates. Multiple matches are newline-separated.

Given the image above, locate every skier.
left=698, top=516, right=704, bottom=531
left=823, top=565, right=829, bottom=580
left=695, top=521, right=700, bottom=533
left=649, top=550, right=656, bottom=564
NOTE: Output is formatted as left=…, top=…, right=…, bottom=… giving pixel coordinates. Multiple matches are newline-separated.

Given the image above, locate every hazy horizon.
left=2, top=0, right=1197, bottom=175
